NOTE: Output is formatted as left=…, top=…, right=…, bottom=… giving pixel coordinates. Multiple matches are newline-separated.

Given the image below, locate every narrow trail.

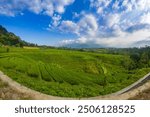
left=0, top=70, right=150, bottom=100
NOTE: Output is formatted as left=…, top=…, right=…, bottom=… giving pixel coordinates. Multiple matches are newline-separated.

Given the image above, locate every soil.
left=0, top=80, right=32, bottom=100
left=130, top=88, right=150, bottom=100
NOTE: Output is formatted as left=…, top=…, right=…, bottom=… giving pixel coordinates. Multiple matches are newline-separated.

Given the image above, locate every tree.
left=130, top=53, right=140, bottom=63
left=139, top=52, right=149, bottom=68
left=6, top=47, right=10, bottom=52
left=0, top=42, right=2, bottom=47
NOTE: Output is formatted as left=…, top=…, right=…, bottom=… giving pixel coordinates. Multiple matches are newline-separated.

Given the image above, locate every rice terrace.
left=0, top=46, right=150, bottom=98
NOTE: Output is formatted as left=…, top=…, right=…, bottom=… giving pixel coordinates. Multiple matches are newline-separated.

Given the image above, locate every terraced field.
left=0, top=47, right=150, bottom=98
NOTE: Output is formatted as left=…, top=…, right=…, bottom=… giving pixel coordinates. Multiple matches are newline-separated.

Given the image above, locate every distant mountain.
left=0, top=25, right=36, bottom=47
left=61, top=42, right=106, bottom=49
left=133, top=39, right=150, bottom=47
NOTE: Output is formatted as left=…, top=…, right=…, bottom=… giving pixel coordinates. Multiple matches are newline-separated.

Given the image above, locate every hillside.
left=0, top=25, right=35, bottom=47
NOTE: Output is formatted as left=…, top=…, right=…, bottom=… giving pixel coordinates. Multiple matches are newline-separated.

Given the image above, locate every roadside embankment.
left=0, top=71, right=150, bottom=100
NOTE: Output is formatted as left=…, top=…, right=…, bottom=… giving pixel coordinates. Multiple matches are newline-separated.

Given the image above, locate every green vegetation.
left=0, top=25, right=150, bottom=98
left=0, top=46, right=150, bottom=98
left=0, top=25, right=36, bottom=47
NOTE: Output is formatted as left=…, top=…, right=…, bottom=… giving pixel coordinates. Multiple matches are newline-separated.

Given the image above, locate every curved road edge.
left=0, top=70, right=150, bottom=100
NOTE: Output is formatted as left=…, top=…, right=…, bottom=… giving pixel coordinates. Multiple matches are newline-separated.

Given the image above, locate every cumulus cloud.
left=60, top=29, right=150, bottom=48
left=59, top=20, right=79, bottom=34
left=78, top=14, right=98, bottom=36
left=90, top=0, right=112, bottom=15
left=50, top=14, right=62, bottom=28
left=140, top=12, right=150, bottom=24
left=1, top=0, right=150, bottom=48
left=58, top=14, right=98, bottom=37
left=106, top=13, right=120, bottom=28
left=0, top=0, right=75, bottom=16
left=54, top=0, right=75, bottom=13
left=59, top=0, right=150, bottom=48
left=96, top=29, right=150, bottom=47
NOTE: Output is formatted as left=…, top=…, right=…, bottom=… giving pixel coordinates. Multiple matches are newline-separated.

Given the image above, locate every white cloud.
left=52, top=14, right=62, bottom=27
left=28, top=0, right=42, bottom=14
left=97, top=7, right=103, bottom=14
left=59, top=0, right=150, bottom=48
left=96, top=29, right=150, bottom=47
left=135, top=0, right=150, bottom=11
left=140, top=12, right=150, bottom=24
left=59, top=20, right=79, bottom=34
left=0, top=5, right=15, bottom=17
left=112, top=1, right=120, bottom=10
left=54, top=0, right=74, bottom=13
left=78, top=14, right=98, bottom=36
left=120, top=0, right=150, bottom=13
left=1, top=0, right=150, bottom=48
left=0, top=0, right=75, bottom=16
left=60, top=29, right=150, bottom=48
left=60, top=37, right=88, bottom=46
left=41, top=1, right=54, bottom=16
left=58, top=14, right=98, bottom=37
left=122, top=0, right=133, bottom=12
left=90, top=0, right=112, bottom=14
left=106, top=14, right=120, bottom=28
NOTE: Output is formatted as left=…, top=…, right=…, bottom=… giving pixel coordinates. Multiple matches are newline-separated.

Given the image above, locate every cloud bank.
left=0, top=0, right=74, bottom=16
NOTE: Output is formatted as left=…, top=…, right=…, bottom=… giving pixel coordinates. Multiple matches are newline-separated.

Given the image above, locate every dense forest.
left=105, top=47, right=150, bottom=70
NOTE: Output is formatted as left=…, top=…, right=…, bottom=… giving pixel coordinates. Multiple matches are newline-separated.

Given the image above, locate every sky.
left=0, top=0, right=150, bottom=48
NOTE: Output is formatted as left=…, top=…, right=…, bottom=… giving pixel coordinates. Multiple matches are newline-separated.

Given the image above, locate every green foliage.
left=6, top=47, right=10, bottom=52
left=0, top=47, right=150, bottom=98
left=0, top=25, right=36, bottom=47
left=38, top=62, right=53, bottom=81
left=27, top=63, right=40, bottom=78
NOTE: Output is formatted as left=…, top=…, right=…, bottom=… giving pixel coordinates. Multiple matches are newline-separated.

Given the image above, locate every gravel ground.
left=0, top=80, right=32, bottom=100
left=130, top=88, right=150, bottom=100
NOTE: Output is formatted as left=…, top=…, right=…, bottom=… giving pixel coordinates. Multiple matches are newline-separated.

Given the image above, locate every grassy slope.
left=0, top=47, right=150, bottom=98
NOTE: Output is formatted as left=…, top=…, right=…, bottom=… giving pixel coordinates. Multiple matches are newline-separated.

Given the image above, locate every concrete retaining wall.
left=0, top=71, right=150, bottom=100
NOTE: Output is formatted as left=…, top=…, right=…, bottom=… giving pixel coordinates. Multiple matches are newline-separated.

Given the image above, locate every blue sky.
left=0, top=0, right=150, bottom=48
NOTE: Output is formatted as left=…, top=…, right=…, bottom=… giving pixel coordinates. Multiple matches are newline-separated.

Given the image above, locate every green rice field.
left=0, top=47, right=150, bottom=98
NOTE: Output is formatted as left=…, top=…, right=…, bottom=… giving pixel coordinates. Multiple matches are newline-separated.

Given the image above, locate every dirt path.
left=0, top=70, right=150, bottom=100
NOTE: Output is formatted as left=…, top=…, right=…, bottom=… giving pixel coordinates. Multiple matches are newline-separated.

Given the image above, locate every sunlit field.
left=0, top=47, right=150, bottom=98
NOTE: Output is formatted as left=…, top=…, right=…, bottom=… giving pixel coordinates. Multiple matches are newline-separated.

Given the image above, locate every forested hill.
left=0, top=25, right=36, bottom=47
